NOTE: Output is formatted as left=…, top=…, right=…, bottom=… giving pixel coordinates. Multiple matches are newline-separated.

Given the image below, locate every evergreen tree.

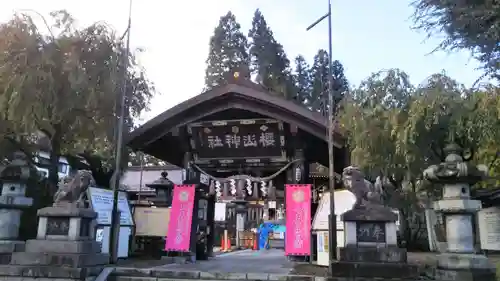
left=309, top=49, right=348, bottom=115
left=310, top=50, right=330, bottom=114
left=331, top=60, right=349, bottom=112
left=205, top=12, right=250, bottom=89
left=248, top=9, right=293, bottom=98
left=292, top=55, right=312, bottom=105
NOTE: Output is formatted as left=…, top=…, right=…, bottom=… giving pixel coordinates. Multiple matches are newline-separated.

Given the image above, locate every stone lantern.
left=0, top=152, right=35, bottom=263
left=146, top=171, right=174, bottom=207
left=423, top=143, right=496, bottom=281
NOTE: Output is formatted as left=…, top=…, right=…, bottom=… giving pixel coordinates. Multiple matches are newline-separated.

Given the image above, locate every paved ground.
left=152, top=249, right=293, bottom=274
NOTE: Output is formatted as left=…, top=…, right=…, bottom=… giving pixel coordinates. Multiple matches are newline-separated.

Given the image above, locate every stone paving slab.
left=113, top=267, right=421, bottom=281
left=112, top=250, right=428, bottom=281
left=152, top=249, right=293, bottom=274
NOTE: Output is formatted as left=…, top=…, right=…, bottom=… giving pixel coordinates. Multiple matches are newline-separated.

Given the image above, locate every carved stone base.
left=341, top=206, right=398, bottom=222
left=11, top=252, right=109, bottom=267
left=37, top=207, right=97, bottom=240
left=436, top=268, right=497, bottom=281
left=338, top=245, right=407, bottom=263
left=0, top=241, right=25, bottom=264
left=330, top=261, right=419, bottom=279
left=436, top=253, right=497, bottom=281
left=0, top=264, right=104, bottom=280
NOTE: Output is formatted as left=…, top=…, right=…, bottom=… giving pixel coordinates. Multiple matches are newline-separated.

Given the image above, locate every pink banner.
left=285, top=184, right=311, bottom=256
left=165, top=184, right=196, bottom=252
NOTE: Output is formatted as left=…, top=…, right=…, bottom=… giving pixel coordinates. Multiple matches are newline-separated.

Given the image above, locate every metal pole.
left=109, top=0, right=133, bottom=264
left=138, top=152, right=144, bottom=202
left=326, top=0, right=338, bottom=268
left=306, top=0, right=337, bottom=268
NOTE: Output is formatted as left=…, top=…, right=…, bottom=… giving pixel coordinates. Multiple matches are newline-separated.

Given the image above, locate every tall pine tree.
left=309, top=49, right=348, bottom=115
left=248, top=9, right=293, bottom=98
left=292, top=55, right=312, bottom=105
left=205, top=12, right=250, bottom=89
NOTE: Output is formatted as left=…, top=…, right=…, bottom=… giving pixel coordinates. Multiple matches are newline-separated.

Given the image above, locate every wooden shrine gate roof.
left=126, top=80, right=347, bottom=167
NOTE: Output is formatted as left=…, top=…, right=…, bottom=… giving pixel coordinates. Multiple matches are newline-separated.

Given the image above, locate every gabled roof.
left=126, top=81, right=346, bottom=166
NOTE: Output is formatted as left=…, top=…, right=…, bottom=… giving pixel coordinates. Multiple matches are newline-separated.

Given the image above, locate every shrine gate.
left=126, top=77, right=349, bottom=260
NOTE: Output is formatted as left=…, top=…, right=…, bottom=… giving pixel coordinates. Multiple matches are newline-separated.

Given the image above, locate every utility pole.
left=306, top=0, right=337, bottom=269
left=109, top=0, right=133, bottom=264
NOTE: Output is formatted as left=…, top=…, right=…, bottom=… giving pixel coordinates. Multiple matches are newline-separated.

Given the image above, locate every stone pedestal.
left=0, top=166, right=34, bottom=264
left=330, top=207, right=419, bottom=279
left=0, top=206, right=109, bottom=281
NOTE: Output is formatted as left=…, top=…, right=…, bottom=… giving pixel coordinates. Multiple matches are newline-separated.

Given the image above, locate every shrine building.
left=126, top=76, right=349, bottom=258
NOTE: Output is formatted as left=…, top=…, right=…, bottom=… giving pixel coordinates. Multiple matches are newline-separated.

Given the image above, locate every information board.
left=134, top=207, right=170, bottom=237
left=87, top=187, right=134, bottom=226
left=478, top=206, right=500, bottom=251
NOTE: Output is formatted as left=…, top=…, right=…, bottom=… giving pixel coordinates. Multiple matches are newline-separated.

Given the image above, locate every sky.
left=1, top=0, right=486, bottom=124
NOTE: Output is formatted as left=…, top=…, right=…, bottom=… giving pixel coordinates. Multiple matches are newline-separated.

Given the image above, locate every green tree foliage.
left=309, top=50, right=348, bottom=115
left=411, top=0, right=500, bottom=81
left=248, top=9, right=293, bottom=97
left=340, top=69, right=500, bottom=248
left=205, top=11, right=250, bottom=89
left=0, top=10, right=154, bottom=189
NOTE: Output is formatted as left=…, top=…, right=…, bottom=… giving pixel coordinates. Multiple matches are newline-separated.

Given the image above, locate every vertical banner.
left=285, top=184, right=311, bottom=256
left=165, top=184, right=196, bottom=252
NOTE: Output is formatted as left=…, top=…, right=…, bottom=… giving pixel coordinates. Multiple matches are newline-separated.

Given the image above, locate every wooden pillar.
left=236, top=179, right=245, bottom=200
left=223, top=182, right=229, bottom=200
left=252, top=182, right=259, bottom=201
left=206, top=194, right=216, bottom=257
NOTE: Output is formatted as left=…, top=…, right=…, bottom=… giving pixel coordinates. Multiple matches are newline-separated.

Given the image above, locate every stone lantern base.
left=436, top=253, right=496, bottom=281
left=0, top=206, right=108, bottom=281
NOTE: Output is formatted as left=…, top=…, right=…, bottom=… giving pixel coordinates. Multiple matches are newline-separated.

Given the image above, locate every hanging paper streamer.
left=260, top=181, right=267, bottom=196
left=245, top=178, right=252, bottom=195
left=165, top=184, right=195, bottom=252
left=285, top=184, right=311, bottom=256
left=230, top=179, right=236, bottom=195
left=215, top=181, right=222, bottom=199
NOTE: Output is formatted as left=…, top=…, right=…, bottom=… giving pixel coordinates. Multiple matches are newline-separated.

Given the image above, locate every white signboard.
left=88, top=187, right=134, bottom=226
left=214, top=202, right=226, bottom=222
left=312, top=190, right=356, bottom=230
left=268, top=201, right=276, bottom=209
left=479, top=207, right=500, bottom=251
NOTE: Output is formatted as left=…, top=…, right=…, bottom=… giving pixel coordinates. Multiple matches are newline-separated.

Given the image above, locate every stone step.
left=111, top=268, right=421, bottom=281
left=11, top=252, right=109, bottom=267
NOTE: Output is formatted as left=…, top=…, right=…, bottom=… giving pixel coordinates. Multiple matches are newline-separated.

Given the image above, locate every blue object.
left=257, top=222, right=286, bottom=250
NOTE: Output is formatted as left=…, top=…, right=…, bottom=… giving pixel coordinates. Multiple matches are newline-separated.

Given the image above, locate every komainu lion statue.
left=342, top=166, right=384, bottom=209
left=53, top=170, right=96, bottom=207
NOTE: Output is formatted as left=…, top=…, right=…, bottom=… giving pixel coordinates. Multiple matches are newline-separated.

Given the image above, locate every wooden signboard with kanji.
left=188, top=118, right=287, bottom=166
